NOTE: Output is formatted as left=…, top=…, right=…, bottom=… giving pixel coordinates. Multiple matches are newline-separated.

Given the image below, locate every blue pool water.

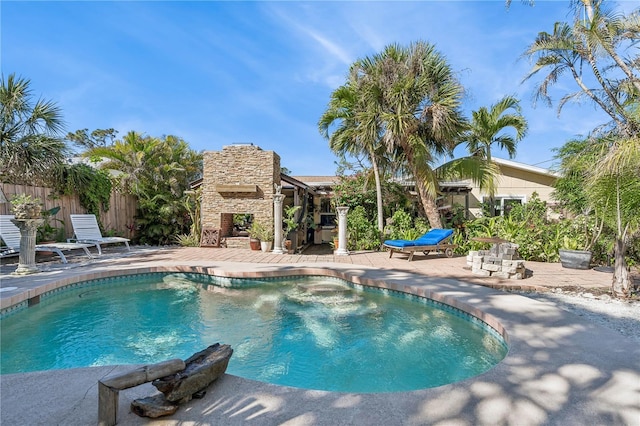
left=0, top=273, right=508, bottom=392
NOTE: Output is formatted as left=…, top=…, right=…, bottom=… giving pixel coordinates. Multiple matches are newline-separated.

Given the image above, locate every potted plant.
left=247, top=221, right=262, bottom=251
left=282, top=205, right=301, bottom=253
left=558, top=215, right=602, bottom=270
left=37, top=206, right=65, bottom=243
left=10, top=194, right=42, bottom=219
left=251, top=221, right=273, bottom=252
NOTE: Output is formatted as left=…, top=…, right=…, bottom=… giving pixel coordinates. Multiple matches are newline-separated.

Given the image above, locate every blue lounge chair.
left=383, top=228, right=457, bottom=261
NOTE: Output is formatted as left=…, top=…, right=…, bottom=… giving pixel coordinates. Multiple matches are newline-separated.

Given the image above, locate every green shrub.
left=346, top=206, right=380, bottom=250
left=175, top=233, right=200, bottom=247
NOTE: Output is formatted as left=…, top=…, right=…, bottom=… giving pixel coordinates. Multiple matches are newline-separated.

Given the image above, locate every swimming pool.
left=0, top=272, right=508, bottom=392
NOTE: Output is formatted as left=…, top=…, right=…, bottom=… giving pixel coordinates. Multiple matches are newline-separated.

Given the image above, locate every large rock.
left=131, top=394, right=179, bottom=418
left=152, top=343, right=233, bottom=403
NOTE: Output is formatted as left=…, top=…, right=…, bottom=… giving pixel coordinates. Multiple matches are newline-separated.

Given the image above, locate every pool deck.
left=1, top=246, right=639, bottom=425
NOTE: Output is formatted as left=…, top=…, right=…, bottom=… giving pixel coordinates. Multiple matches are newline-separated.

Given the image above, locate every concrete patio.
left=1, top=246, right=638, bottom=425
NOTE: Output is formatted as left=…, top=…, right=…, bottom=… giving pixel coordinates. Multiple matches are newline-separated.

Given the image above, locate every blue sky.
left=2, top=1, right=634, bottom=176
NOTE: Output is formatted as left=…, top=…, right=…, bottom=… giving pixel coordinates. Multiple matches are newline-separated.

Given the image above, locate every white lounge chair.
left=68, top=214, right=130, bottom=255
left=0, top=215, right=93, bottom=264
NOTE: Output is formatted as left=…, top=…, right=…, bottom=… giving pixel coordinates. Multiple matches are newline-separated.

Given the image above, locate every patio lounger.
left=0, top=215, right=93, bottom=264
left=68, top=214, right=130, bottom=255
left=383, top=228, right=457, bottom=262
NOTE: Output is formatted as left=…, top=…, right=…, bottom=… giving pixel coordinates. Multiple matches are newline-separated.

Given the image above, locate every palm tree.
left=463, top=95, right=528, bottom=215
left=364, top=41, right=468, bottom=229
left=86, top=131, right=158, bottom=194
left=522, top=2, right=639, bottom=135
left=0, top=73, right=68, bottom=184
left=85, top=132, right=203, bottom=244
left=319, top=74, right=390, bottom=237
left=522, top=0, right=640, bottom=296
left=589, top=136, right=640, bottom=298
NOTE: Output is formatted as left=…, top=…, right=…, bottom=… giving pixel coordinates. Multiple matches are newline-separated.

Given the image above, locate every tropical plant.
left=346, top=205, right=381, bottom=250
left=462, top=95, right=528, bottom=214
left=330, top=168, right=411, bottom=225
left=174, top=232, right=200, bottom=247
left=384, top=209, right=430, bottom=241
left=249, top=221, right=273, bottom=242
left=319, top=75, right=391, bottom=237
left=283, top=205, right=301, bottom=237
left=37, top=206, right=65, bottom=242
left=346, top=42, right=476, bottom=229
left=587, top=138, right=640, bottom=296
left=522, top=0, right=640, bottom=296
left=54, top=163, right=112, bottom=220
left=83, top=132, right=203, bottom=245
left=248, top=220, right=264, bottom=240
left=0, top=73, right=68, bottom=185
left=182, top=188, right=202, bottom=245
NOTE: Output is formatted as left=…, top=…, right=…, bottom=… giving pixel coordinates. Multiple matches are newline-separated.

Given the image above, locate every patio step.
left=224, top=237, right=249, bottom=249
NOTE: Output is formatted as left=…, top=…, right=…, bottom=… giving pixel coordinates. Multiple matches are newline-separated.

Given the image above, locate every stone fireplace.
left=201, top=144, right=280, bottom=240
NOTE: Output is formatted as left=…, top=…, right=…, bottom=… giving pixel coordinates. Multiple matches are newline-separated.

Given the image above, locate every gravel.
left=513, top=288, right=640, bottom=342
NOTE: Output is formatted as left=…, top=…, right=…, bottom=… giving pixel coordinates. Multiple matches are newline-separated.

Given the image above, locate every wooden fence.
left=1, top=184, right=137, bottom=240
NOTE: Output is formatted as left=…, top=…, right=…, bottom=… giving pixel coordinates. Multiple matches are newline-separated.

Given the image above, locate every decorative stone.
left=153, top=343, right=233, bottom=403
left=467, top=247, right=527, bottom=280
left=483, top=264, right=501, bottom=272
left=493, top=271, right=511, bottom=279
left=131, top=394, right=179, bottom=418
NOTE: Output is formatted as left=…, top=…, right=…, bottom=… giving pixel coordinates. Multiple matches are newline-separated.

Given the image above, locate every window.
left=320, top=214, right=336, bottom=227
left=320, top=198, right=333, bottom=213
left=484, top=196, right=525, bottom=216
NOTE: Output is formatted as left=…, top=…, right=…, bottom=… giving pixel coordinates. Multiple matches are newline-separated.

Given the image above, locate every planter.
left=260, top=241, right=273, bottom=252
left=13, top=203, right=42, bottom=220
left=249, top=238, right=261, bottom=251
left=559, top=249, right=592, bottom=270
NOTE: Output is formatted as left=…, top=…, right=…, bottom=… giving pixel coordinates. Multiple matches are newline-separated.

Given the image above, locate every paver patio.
left=1, top=246, right=638, bottom=425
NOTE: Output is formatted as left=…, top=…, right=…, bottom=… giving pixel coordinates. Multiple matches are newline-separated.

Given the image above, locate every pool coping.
left=1, top=260, right=639, bottom=425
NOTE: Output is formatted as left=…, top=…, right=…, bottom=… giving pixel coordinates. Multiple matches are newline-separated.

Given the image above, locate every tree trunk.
left=612, top=237, right=630, bottom=298
left=371, top=157, right=385, bottom=237
left=415, top=177, right=443, bottom=229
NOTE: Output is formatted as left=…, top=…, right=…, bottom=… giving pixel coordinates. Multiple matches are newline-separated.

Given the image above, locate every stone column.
left=272, top=194, right=286, bottom=254
left=334, top=206, right=349, bottom=256
left=11, top=218, right=44, bottom=275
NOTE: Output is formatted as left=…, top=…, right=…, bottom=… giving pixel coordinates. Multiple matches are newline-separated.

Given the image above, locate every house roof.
left=189, top=159, right=556, bottom=191
left=281, top=174, right=317, bottom=195
left=292, top=176, right=339, bottom=187
left=493, top=158, right=559, bottom=178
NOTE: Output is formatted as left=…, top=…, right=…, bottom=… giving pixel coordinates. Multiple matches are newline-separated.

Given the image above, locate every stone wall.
left=467, top=244, right=526, bottom=279
left=202, top=145, right=280, bottom=236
